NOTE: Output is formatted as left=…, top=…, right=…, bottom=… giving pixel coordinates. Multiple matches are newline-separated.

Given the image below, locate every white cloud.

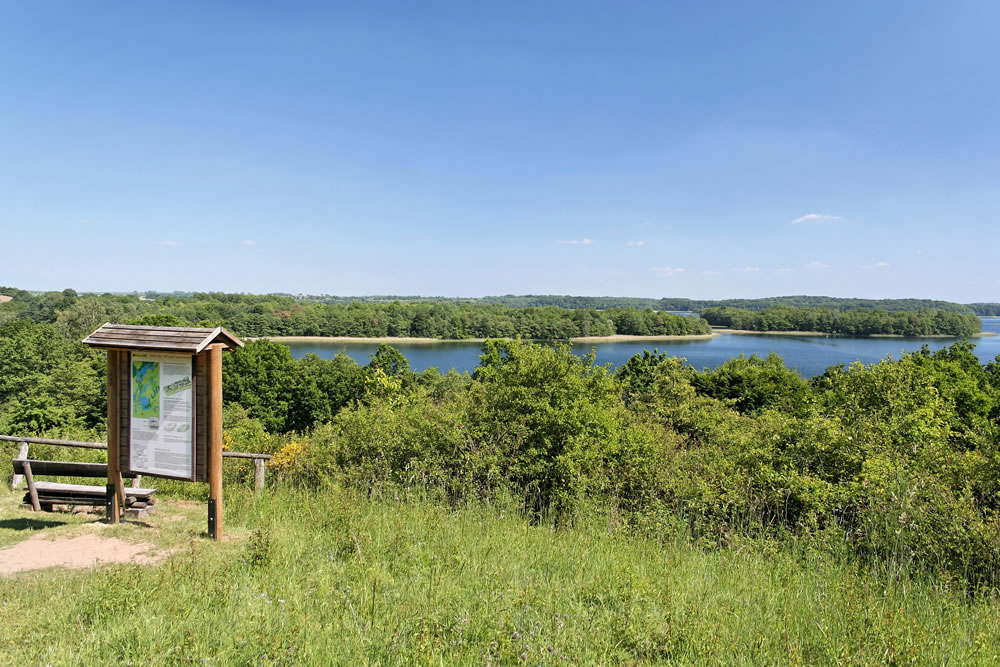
left=625, top=240, right=645, bottom=247
left=650, top=266, right=686, bottom=277
left=863, top=260, right=889, bottom=268
left=734, top=266, right=760, bottom=272
left=558, top=238, right=594, bottom=245
left=791, top=213, right=841, bottom=224
left=158, top=240, right=183, bottom=247
left=805, top=260, right=831, bottom=269
left=240, top=239, right=258, bottom=246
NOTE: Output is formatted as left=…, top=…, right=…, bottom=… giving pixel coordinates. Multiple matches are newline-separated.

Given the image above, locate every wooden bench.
left=13, top=459, right=157, bottom=516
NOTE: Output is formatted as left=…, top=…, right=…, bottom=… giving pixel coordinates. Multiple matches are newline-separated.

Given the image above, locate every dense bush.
left=269, top=339, right=1000, bottom=586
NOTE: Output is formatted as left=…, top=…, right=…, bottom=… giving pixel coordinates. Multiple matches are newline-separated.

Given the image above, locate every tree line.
left=0, top=287, right=711, bottom=341
left=701, top=306, right=982, bottom=337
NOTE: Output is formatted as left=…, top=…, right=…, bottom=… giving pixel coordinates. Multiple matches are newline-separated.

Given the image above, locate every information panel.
left=129, top=351, right=196, bottom=480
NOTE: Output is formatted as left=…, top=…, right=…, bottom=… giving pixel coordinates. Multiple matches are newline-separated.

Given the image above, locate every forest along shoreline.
left=714, top=328, right=998, bottom=338
left=253, top=333, right=723, bottom=344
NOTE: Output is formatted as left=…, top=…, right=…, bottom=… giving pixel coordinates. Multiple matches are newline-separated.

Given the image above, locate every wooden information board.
left=84, top=324, right=242, bottom=538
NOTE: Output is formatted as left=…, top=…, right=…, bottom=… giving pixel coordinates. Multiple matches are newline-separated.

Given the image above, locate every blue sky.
left=2, top=1, right=998, bottom=301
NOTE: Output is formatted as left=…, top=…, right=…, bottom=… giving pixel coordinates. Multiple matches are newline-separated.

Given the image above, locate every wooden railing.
left=0, top=434, right=273, bottom=493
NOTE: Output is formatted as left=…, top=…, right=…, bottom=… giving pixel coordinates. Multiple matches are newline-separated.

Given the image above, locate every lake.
left=285, top=318, right=1000, bottom=378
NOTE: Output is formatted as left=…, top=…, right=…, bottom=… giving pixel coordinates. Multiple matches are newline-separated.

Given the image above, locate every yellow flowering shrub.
left=269, top=439, right=311, bottom=479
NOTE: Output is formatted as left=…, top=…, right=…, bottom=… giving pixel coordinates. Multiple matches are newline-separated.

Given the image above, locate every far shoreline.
left=714, top=329, right=997, bottom=338
left=254, top=333, right=722, bottom=345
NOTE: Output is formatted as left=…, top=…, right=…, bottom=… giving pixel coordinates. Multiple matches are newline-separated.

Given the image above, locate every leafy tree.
left=222, top=340, right=298, bottom=432
left=692, top=353, right=812, bottom=416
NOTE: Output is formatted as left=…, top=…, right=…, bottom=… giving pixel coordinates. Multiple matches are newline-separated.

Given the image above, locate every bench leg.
left=22, top=461, right=41, bottom=512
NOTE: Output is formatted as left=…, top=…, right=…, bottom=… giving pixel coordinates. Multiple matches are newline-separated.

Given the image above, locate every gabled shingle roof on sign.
left=82, top=323, right=244, bottom=353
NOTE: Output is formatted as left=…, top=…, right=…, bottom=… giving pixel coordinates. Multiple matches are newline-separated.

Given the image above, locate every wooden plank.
left=12, top=459, right=137, bottom=478
left=87, top=330, right=211, bottom=341
left=9, top=441, right=28, bottom=489
left=34, top=481, right=157, bottom=495
left=195, top=352, right=207, bottom=482
left=23, top=461, right=41, bottom=512
left=98, top=324, right=219, bottom=332
left=86, top=330, right=212, bottom=341
left=223, top=452, right=274, bottom=460
left=118, top=352, right=130, bottom=473
left=87, top=340, right=207, bottom=352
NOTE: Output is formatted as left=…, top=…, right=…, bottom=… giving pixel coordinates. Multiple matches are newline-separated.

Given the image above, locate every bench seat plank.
left=13, top=459, right=137, bottom=479
left=33, top=481, right=157, bottom=497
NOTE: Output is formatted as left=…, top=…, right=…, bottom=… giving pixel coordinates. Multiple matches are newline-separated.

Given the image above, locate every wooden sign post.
left=84, top=324, right=243, bottom=539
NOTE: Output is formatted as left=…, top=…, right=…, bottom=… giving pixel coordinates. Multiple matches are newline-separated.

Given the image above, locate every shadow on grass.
left=0, top=518, right=68, bottom=531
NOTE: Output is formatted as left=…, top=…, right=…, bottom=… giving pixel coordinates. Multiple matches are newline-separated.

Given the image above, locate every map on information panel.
left=132, top=361, right=160, bottom=419
left=129, top=352, right=194, bottom=480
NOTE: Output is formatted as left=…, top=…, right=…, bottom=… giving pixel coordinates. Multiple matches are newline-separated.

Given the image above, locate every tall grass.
left=1, top=486, right=998, bottom=664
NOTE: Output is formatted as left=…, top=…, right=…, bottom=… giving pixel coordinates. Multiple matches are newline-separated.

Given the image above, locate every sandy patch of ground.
left=0, top=533, right=169, bottom=576
left=571, top=333, right=719, bottom=343
left=0, top=295, right=11, bottom=303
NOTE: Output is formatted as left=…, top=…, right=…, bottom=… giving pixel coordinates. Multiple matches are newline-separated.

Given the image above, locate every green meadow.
left=1, top=486, right=998, bottom=665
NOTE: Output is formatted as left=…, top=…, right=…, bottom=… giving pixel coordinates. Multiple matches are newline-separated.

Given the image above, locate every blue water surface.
left=285, top=318, right=1000, bottom=378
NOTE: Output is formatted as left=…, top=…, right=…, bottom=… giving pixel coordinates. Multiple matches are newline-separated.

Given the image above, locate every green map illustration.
left=132, top=361, right=160, bottom=418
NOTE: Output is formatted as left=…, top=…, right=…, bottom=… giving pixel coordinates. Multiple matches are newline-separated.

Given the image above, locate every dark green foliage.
left=702, top=305, right=981, bottom=337
left=691, top=353, right=812, bottom=416
left=286, top=353, right=365, bottom=432
left=0, top=319, right=104, bottom=434
left=969, top=303, right=1000, bottom=316
left=222, top=340, right=299, bottom=432
left=480, top=294, right=978, bottom=314
left=127, top=313, right=188, bottom=327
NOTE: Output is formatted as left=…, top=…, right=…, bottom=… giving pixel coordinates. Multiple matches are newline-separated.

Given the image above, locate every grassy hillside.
left=1, top=487, right=998, bottom=664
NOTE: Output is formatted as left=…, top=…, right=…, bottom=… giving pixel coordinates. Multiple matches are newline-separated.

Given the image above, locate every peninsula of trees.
left=701, top=306, right=982, bottom=337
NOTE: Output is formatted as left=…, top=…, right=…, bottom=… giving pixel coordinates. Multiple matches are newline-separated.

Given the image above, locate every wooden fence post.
left=207, top=344, right=224, bottom=539
left=254, top=457, right=266, bottom=494
left=107, top=350, right=121, bottom=524
left=9, top=441, right=28, bottom=490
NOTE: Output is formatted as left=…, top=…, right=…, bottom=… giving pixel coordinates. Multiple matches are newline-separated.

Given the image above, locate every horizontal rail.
left=0, top=434, right=106, bottom=449
left=222, top=451, right=273, bottom=460
left=1, top=434, right=271, bottom=459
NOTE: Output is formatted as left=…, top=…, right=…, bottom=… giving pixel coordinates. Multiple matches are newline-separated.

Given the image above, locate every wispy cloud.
left=791, top=213, right=841, bottom=225
left=558, top=238, right=594, bottom=246
left=805, top=260, right=831, bottom=269
left=734, top=266, right=760, bottom=273
left=625, top=240, right=645, bottom=247
left=863, top=260, right=889, bottom=268
left=650, top=266, right=686, bottom=277
left=775, top=268, right=794, bottom=274
left=158, top=240, right=183, bottom=247
left=240, top=239, right=258, bottom=246
left=701, top=270, right=722, bottom=276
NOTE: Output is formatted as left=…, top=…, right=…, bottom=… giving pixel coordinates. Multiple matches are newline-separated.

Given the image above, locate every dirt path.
left=0, top=530, right=170, bottom=576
